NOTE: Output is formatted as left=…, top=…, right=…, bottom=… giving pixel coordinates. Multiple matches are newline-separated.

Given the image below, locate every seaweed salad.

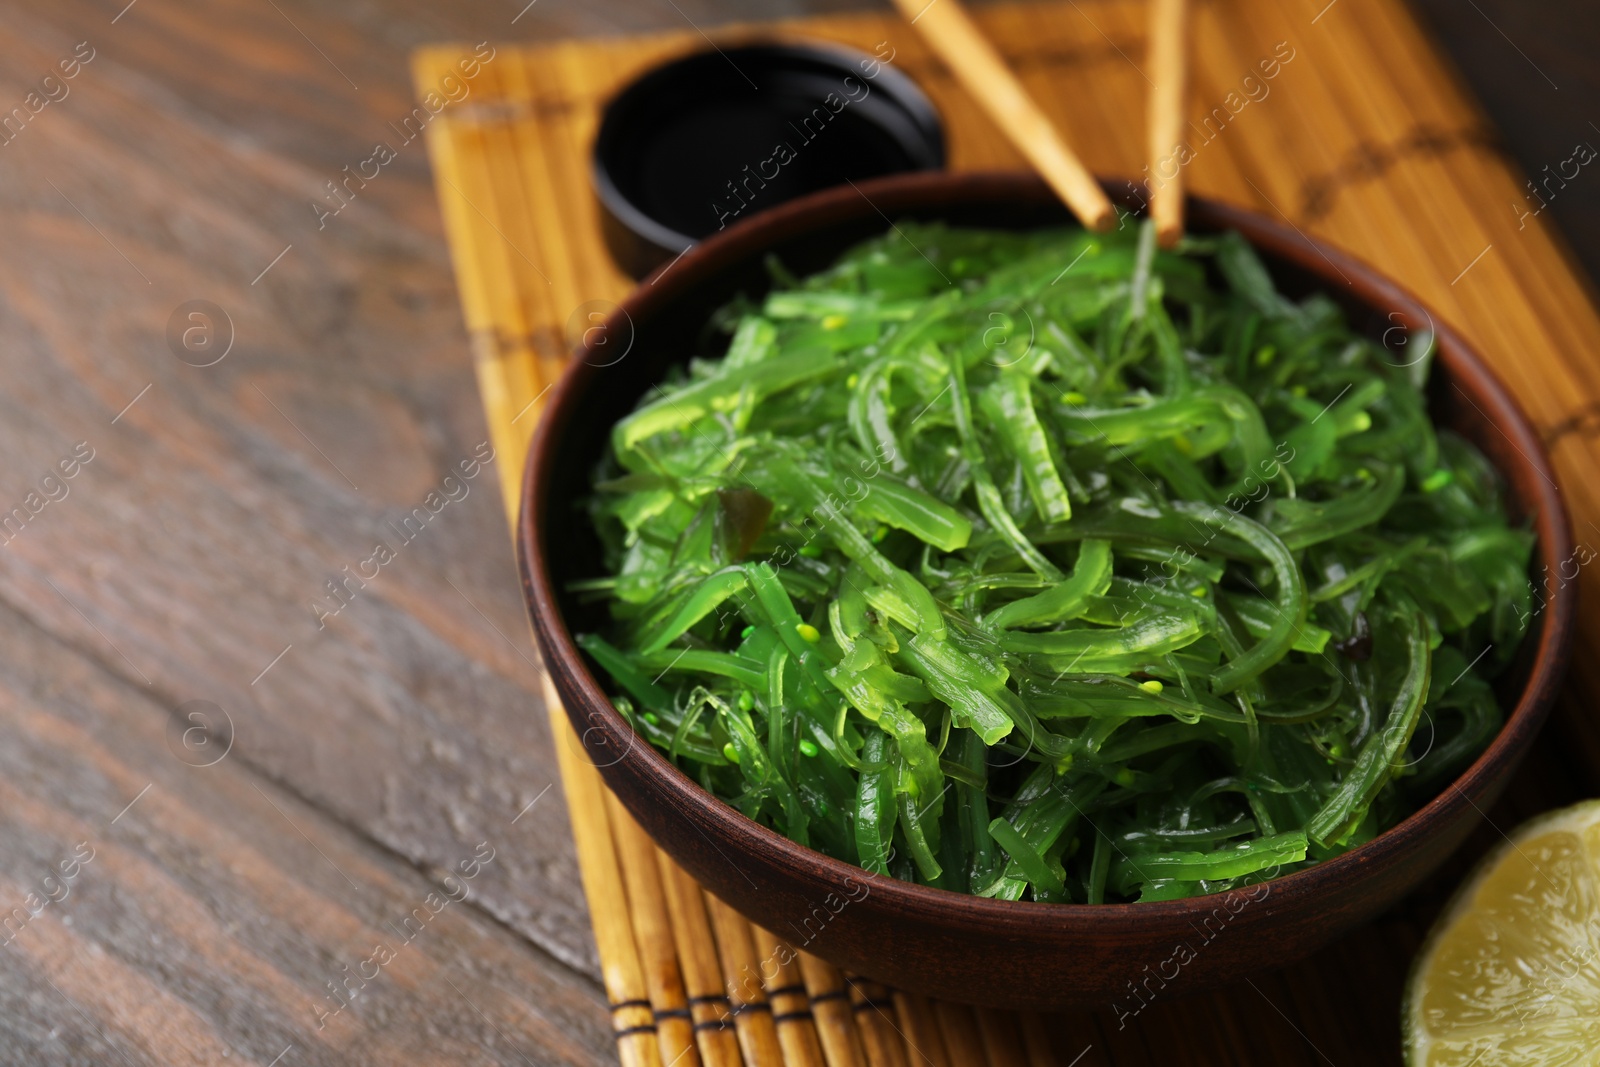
left=575, top=220, right=1533, bottom=903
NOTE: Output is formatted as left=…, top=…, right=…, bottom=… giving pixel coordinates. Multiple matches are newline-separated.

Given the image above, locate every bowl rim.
left=520, top=169, right=1575, bottom=929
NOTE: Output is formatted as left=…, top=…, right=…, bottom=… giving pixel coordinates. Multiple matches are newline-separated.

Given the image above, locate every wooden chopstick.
left=1147, top=0, right=1190, bottom=246
left=889, top=0, right=1115, bottom=231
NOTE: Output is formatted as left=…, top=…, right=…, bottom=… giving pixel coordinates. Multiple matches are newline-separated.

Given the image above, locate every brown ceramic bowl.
left=519, top=172, right=1574, bottom=1010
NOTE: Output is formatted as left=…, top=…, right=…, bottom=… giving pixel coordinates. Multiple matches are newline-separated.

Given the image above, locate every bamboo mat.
left=414, top=2, right=1600, bottom=1063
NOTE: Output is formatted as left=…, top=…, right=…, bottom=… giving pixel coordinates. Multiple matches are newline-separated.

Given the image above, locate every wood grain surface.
left=0, top=0, right=1595, bottom=1064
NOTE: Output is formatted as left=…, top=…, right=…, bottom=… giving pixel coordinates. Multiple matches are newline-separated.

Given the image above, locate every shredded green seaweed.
left=577, top=220, right=1533, bottom=902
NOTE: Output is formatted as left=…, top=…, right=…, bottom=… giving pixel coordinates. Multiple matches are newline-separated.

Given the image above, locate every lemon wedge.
left=1406, top=800, right=1600, bottom=1066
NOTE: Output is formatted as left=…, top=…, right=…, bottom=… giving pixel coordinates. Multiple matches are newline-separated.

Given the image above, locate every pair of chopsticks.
left=890, top=0, right=1189, bottom=247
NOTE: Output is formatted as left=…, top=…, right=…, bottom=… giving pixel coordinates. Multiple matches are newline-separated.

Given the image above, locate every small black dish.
left=592, top=41, right=946, bottom=278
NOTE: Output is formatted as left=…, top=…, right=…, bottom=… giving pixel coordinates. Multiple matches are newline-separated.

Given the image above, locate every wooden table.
left=0, top=1, right=1592, bottom=1065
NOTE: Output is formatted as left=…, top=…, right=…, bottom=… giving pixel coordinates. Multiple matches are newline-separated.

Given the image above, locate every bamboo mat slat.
left=752, top=930, right=829, bottom=1067
left=414, top=2, right=1600, bottom=1063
